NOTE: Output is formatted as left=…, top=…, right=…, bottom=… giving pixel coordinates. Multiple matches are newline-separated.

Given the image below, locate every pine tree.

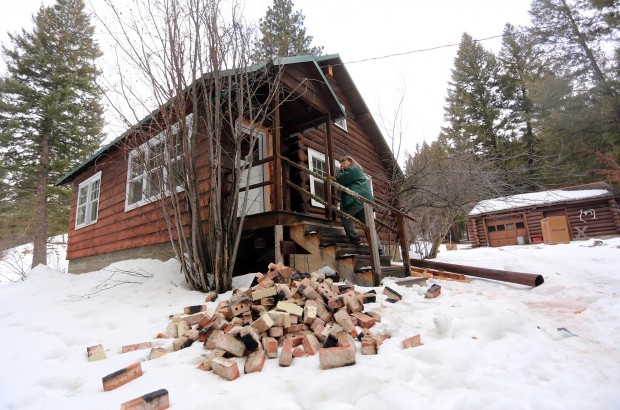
left=0, top=0, right=104, bottom=267
left=253, top=0, right=323, bottom=63
left=530, top=0, right=620, bottom=135
left=440, top=33, right=505, bottom=158
left=497, top=24, right=550, bottom=189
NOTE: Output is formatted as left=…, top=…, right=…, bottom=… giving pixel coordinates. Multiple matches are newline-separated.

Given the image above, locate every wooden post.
left=274, top=225, right=284, bottom=264
left=396, top=213, right=411, bottom=272
left=273, top=96, right=283, bottom=211
left=363, top=203, right=381, bottom=286
left=324, top=115, right=334, bottom=220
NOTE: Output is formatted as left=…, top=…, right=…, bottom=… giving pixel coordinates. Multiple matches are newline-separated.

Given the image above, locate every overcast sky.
left=1, top=0, right=532, bottom=160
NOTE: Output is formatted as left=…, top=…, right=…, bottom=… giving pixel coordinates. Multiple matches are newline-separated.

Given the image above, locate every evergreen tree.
left=530, top=0, right=620, bottom=136
left=253, top=0, right=323, bottom=63
left=497, top=24, right=550, bottom=189
left=0, top=0, right=104, bottom=267
left=440, top=33, right=505, bottom=158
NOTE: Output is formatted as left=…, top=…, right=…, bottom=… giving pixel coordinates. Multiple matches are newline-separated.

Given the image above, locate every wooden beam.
left=274, top=225, right=283, bottom=263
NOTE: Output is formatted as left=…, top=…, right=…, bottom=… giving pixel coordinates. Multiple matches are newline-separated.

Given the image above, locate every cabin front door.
left=237, top=125, right=269, bottom=216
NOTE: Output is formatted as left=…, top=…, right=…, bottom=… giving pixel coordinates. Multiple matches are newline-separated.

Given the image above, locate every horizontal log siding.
left=67, top=124, right=211, bottom=260
left=468, top=196, right=620, bottom=247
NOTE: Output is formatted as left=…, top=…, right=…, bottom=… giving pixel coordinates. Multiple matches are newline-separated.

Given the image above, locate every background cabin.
left=467, top=182, right=620, bottom=247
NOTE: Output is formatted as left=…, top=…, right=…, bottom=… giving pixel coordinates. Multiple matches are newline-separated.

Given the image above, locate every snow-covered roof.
left=469, top=188, right=611, bottom=216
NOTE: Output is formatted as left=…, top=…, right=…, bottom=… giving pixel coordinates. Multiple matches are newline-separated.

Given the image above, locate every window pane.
left=488, top=226, right=496, bottom=232
left=313, top=180, right=325, bottom=201
left=516, top=222, right=525, bottom=229
left=89, top=201, right=98, bottom=223
left=128, top=178, right=143, bottom=204
left=78, top=186, right=88, bottom=206
left=90, top=179, right=100, bottom=201
left=312, top=157, right=326, bottom=177
left=77, top=205, right=86, bottom=225
left=147, top=170, right=162, bottom=197
left=148, top=142, right=165, bottom=171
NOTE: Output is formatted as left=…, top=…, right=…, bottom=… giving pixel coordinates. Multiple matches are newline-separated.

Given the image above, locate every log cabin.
left=55, top=54, right=411, bottom=286
left=467, top=182, right=620, bottom=247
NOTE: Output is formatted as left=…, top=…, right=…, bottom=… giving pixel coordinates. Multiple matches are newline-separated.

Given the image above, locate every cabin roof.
left=55, top=54, right=348, bottom=186
left=469, top=182, right=613, bottom=216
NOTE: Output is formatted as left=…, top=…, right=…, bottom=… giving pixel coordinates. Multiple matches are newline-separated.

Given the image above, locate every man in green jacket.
left=336, top=155, right=376, bottom=245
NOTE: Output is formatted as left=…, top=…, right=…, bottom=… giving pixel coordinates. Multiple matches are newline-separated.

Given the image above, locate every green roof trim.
left=54, top=54, right=345, bottom=186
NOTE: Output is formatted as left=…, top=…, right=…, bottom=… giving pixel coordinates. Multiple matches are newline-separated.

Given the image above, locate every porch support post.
left=324, top=115, right=335, bottom=220
left=364, top=203, right=381, bottom=286
left=273, top=95, right=283, bottom=211
left=396, top=212, right=411, bottom=272
left=274, top=224, right=284, bottom=264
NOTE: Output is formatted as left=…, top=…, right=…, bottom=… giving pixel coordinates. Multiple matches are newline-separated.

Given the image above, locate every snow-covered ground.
left=0, top=238, right=619, bottom=409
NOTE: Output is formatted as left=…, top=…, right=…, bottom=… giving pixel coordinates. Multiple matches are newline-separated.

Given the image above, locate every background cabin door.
left=238, top=126, right=268, bottom=216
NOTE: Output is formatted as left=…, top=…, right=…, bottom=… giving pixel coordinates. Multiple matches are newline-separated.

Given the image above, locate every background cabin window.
left=334, top=107, right=347, bottom=131
left=125, top=114, right=192, bottom=210
left=516, top=222, right=525, bottom=229
left=75, top=171, right=101, bottom=229
left=488, top=226, right=496, bottom=232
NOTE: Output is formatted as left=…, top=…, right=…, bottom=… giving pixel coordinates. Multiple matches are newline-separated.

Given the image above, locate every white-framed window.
left=308, top=148, right=341, bottom=208
left=125, top=114, right=193, bottom=211
left=75, top=171, right=102, bottom=229
left=334, top=106, right=347, bottom=131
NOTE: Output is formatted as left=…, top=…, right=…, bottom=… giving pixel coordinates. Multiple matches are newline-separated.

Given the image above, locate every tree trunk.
left=32, top=129, right=50, bottom=268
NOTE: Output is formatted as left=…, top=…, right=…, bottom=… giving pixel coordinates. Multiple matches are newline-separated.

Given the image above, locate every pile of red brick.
left=165, top=262, right=391, bottom=381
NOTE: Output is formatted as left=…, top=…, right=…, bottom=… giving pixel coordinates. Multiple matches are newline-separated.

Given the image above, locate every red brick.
left=268, top=326, right=284, bottom=338
left=122, top=342, right=153, bottom=353
left=172, top=336, right=192, bottom=351
left=120, top=388, right=169, bottom=410
left=165, top=322, right=178, bottom=339
left=383, top=286, right=402, bottom=301
left=102, top=363, right=143, bottom=391
left=284, top=324, right=308, bottom=334
left=366, top=311, right=382, bottom=323
left=350, top=312, right=376, bottom=329
left=302, top=334, right=321, bottom=356
left=148, top=347, right=170, bottom=360
left=244, top=350, right=267, bottom=374
left=227, top=300, right=252, bottom=319
left=319, top=346, right=356, bottom=370
left=279, top=339, right=293, bottom=367
left=211, top=357, right=240, bottom=381
left=361, top=336, right=377, bottom=355
left=204, top=291, right=218, bottom=302
left=425, top=284, right=441, bottom=299
left=310, top=317, right=326, bottom=331
left=327, top=296, right=345, bottom=311
left=197, top=313, right=213, bottom=329
left=87, top=344, right=106, bottom=362
left=214, top=333, right=246, bottom=357
left=292, top=346, right=306, bottom=358
left=204, top=329, right=224, bottom=350
left=403, top=334, right=423, bottom=349
left=333, top=309, right=358, bottom=338
left=344, top=291, right=364, bottom=313
left=262, top=337, right=278, bottom=358
left=184, top=305, right=207, bottom=314
left=251, top=313, right=275, bottom=333
left=198, top=348, right=226, bottom=371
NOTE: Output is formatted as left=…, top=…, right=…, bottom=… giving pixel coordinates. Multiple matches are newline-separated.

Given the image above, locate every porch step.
left=290, top=221, right=405, bottom=286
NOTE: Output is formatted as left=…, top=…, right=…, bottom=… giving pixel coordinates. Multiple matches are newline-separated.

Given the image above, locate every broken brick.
left=122, top=342, right=152, bottom=353
left=425, top=284, right=441, bottom=299
left=120, top=388, right=169, bottom=410
left=211, top=357, right=240, bottom=381
left=102, top=363, right=143, bottom=391
left=403, top=334, right=423, bottom=349
left=87, top=344, right=106, bottom=362
left=244, top=350, right=267, bottom=374
left=279, top=338, right=293, bottom=367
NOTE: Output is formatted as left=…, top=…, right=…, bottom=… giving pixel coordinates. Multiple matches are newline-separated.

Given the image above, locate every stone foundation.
left=68, top=243, right=175, bottom=274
